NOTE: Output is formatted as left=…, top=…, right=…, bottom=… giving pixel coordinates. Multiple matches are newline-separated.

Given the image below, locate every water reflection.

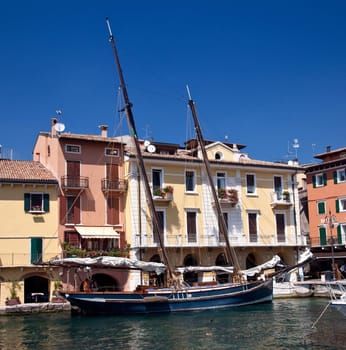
left=0, top=299, right=345, bottom=350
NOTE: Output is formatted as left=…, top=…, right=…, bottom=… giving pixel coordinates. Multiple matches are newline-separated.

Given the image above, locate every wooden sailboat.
left=59, top=18, right=273, bottom=315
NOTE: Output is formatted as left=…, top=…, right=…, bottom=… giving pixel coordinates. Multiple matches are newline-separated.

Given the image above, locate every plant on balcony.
left=163, top=185, right=174, bottom=194
left=282, top=191, right=290, bottom=201
left=153, top=188, right=164, bottom=197
left=218, top=188, right=227, bottom=199
left=227, top=188, right=238, bottom=203
left=63, top=243, right=130, bottom=259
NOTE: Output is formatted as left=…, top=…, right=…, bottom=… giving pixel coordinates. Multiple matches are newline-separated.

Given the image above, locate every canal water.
left=0, top=298, right=345, bottom=350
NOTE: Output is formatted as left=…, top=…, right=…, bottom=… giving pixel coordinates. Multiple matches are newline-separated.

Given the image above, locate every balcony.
left=213, top=188, right=238, bottom=207
left=61, top=176, right=89, bottom=191
left=101, top=178, right=128, bottom=193
left=270, top=191, right=292, bottom=208
left=153, top=186, right=174, bottom=203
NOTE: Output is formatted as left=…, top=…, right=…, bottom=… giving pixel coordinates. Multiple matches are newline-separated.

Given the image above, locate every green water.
left=0, top=298, right=345, bottom=349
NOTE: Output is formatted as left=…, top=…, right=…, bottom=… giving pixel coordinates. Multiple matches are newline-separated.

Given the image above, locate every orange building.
left=33, top=119, right=129, bottom=291
left=305, top=146, right=346, bottom=279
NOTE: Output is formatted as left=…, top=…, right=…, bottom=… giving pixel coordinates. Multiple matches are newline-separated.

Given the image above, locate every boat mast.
left=186, top=86, right=240, bottom=273
left=106, top=18, right=174, bottom=280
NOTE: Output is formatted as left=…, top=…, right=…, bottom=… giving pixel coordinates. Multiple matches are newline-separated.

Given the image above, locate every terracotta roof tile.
left=0, top=160, right=57, bottom=183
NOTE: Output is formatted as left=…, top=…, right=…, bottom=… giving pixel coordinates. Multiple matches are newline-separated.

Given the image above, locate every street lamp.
left=322, top=211, right=339, bottom=281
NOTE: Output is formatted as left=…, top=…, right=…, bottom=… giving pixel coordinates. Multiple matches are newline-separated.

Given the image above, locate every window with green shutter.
left=31, top=238, right=42, bottom=263
left=319, top=227, right=327, bottom=246
left=337, top=225, right=342, bottom=244
left=323, top=173, right=327, bottom=186
left=317, top=201, right=325, bottom=215
left=24, top=193, right=50, bottom=213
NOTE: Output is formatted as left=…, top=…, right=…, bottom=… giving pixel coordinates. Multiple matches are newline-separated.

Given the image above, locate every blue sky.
left=1, top=1, right=345, bottom=164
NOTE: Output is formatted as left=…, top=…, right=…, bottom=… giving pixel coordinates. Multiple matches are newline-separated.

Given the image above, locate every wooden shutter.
left=334, top=171, right=338, bottom=184
left=24, top=193, right=31, bottom=212
left=319, top=227, right=327, bottom=245
left=337, top=225, right=342, bottom=244
left=43, top=193, right=50, bottom=212
left=318, top=202, right=325, bottom=215
left=336, top=199, right=340, bottom=213
left=323, top=173, right=327, bottom=186
left=312, top=175, right=316, bottom=188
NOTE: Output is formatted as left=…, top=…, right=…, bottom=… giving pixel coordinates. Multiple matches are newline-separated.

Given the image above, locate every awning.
left=74, top=226, right=120, bottom=239
left=314, top=251, right=346, bottom=259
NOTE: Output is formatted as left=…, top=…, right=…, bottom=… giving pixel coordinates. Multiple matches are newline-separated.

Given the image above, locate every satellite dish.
left=144, top=140, right=151, bottom=147
left=55, top=123, right=65, bottom=133
left=147, top=144, right=156, bottom=153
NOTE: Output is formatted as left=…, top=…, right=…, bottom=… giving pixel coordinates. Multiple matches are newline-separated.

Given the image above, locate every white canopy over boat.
left=50, top=256, right=166, bottom=275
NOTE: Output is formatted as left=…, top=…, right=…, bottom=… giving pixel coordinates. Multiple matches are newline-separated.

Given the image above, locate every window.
left=105, top=148, right=119, bottom=156
left=31, top=238, right=42, bottom=264
left=219, top=212, right=228, bottom=243
left=216, top=172, right=226, bottom=190
left=186, top=211, right=197, bottom=243
left=185, top=170, right=195, bottom=192
left=215, top=152, right=223, bottom=160
left=65, top=144, right=81, bottom=154
left=246, top=174, right=256, bottom=194
left=336, top=198, right=346, bottom=212
left=317, top=201, right=326, bottom=215
left=107, top=196, right=119, bottom=225
left=248, top=212, right=258, bottom=242
left=64, top=231, right=79, bottom=247
left=334, top=169, right=346, bottom=183
left=339, top=224, right=346, bottom=244
left=153, top=210, right=164, bottom=244
left=152, top=169, right=162, bottom=192
left=66, top=196, right=80, bottom=224
left=24, top=193, right=49, bottom=213
left=276, top=213, right=285, bottom=243
left=319, top=226, right=327, bottom=246
left=274, top=176, right=283, bottom=200
left=313, top=173, right=327, bottom=187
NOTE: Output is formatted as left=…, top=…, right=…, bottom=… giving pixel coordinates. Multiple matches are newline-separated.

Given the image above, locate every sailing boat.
left=57, top=18, right=273, bottom=315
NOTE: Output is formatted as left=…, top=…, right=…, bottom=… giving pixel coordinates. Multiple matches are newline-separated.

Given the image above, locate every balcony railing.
left=270, top=191, right=292, bottom=208
left=101, top=178, right=128, bottom=192
left=61, top=176, right=89, bottom=190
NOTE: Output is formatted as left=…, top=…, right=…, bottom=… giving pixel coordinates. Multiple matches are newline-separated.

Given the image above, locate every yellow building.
left=0, top=160, right=60, bottom=305
left=124, top=137, right=306, bottom=285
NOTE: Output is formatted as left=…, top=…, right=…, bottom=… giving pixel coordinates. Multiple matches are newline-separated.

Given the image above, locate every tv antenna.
left=54, top=109, right=65, bottom=133
left=292, top=138, right=299, bottom=159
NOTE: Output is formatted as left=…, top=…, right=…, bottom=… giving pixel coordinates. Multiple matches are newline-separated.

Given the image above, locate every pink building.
left=33, top=119, right=128, bottom=261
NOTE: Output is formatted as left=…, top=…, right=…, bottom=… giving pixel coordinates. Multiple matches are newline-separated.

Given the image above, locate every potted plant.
left=52, top=280, right=65, bottom=303
left=218, top=188, right=226, bottom=199
left=282, top=191, right=290, bottom=201
left=6, top=281, right=21, bottom=305
left=153, top=188, right=164, bottom=198
left=228, top=188, right=238, bottom=203
left=163, top=185, right=174, bottom=199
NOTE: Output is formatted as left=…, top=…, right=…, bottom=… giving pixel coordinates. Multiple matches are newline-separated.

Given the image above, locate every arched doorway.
left=183, top=254, right=198, bottom=285
left=215, top=253, right=229, bottom=283
left=90, top=273, right=119, bottom=292
left=24, top=276, right=49, bottom=303
left=148, top=254, right=165, bottom=287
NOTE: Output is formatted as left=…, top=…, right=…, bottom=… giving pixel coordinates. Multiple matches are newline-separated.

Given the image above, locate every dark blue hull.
left=63, top=279, right=273, bottom=315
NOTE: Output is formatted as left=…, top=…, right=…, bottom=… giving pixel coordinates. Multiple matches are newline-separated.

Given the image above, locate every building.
left=33, top=119, right=129, bottom=292
left=305, top=146, right=346, bottom=280
left=0, top=159, right=59, bottom=305
left=124, top=137, right=307, bottom=287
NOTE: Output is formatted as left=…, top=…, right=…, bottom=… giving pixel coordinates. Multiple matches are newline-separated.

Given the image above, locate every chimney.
left=326, top=145, right=331, bottom=153
left=99, top=125, right=108, bottom=137
left=51, top=118, right=57, bottom=137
